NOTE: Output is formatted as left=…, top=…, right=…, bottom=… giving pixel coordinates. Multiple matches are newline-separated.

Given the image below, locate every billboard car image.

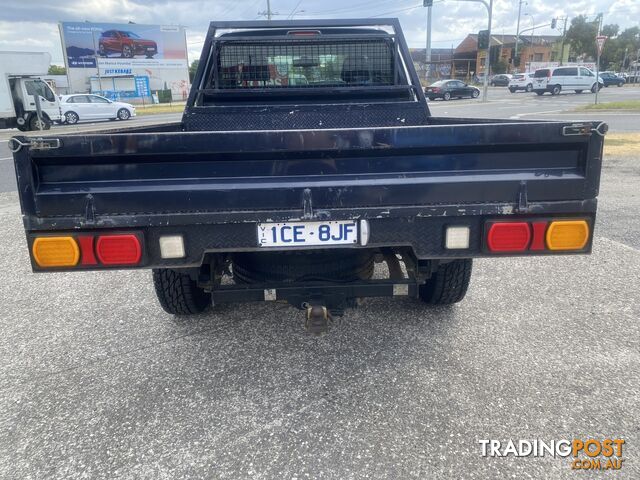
left=98, top=30, right=158, bottom=59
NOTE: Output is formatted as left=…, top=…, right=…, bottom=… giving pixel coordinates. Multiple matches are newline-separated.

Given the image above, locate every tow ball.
left=305, top=305, right=334, bottom=335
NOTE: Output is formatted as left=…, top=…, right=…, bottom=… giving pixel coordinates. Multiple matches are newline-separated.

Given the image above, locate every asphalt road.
left=0, top=90, right=638, bottom=479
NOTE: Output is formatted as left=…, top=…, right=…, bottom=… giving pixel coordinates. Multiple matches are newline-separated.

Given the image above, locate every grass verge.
left=577, top=100, right=640, bottom=111
left=135, top=104, right=185, bottom=116
left=604, top=132, right=640, bottom=156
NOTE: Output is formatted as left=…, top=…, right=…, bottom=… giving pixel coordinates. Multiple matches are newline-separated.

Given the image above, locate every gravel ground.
left=0, top=153, right=638, bottom=479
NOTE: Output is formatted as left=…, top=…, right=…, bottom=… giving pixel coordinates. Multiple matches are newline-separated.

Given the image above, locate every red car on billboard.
left=98, top=30, right=158, bottom=58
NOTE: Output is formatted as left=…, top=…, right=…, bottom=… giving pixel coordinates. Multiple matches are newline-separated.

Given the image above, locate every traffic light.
left=477, top=30, right=489, bottom=50
left=551, top=18, right=557, bottom=29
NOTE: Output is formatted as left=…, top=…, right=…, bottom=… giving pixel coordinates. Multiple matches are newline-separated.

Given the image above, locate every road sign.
left=596, top=36, right=607, bottom=55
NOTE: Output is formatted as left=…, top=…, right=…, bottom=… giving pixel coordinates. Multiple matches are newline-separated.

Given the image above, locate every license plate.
left=257, top=221, right=358, bottom=247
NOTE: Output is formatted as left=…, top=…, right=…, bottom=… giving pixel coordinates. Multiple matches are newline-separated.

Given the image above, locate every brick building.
left=453, top=33, right=568, bottom=79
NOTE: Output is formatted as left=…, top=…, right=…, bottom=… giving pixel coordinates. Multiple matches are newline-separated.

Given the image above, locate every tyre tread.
left=152, top=268, right=209, bottom=315
left=419, top=259, right=472, bottom=305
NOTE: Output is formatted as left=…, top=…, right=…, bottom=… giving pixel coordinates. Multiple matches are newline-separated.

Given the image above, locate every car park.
left=60, top=94, right=136, bottom=124
left=532, top=66, right=603, bottom=95
left=508, top=72, right=534, bottom=92
left=490, top=74, right=511, bottom=86
left=600, top=71, right=625, bottom=87
left=425, top=79, right=480, bottom=100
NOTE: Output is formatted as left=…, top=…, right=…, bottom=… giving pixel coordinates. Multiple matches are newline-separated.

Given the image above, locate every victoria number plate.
left=257, top=221, right=358, bottom=247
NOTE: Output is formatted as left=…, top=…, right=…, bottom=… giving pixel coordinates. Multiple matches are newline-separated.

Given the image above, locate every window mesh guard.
left=216, top=39, right=395, bottom=89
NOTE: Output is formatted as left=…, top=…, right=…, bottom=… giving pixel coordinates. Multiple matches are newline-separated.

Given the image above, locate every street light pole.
left=426, top=5, right=432, bottom=80
left=483, top=0, right=493, bottom=102
left=514, top=0, right=525, bottom=68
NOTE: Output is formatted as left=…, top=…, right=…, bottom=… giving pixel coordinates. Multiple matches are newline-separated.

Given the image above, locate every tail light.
left=486, top=219, right=590, bottom=253
left=31, top=232, right=143, bottom=268
left=487, top=222, right=531, bottom=252
left=96, top=234, right=142, bottom=265
left=32, top=237, right=80, bottom=267
left=546, top=221, right=589, bottom=250
left=433, top=87, right=440, bottom=93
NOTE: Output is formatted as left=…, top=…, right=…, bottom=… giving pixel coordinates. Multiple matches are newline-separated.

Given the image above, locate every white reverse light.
left=159, top=235, right=185, bottom=259
left=445, top=226, right=470, bottom=249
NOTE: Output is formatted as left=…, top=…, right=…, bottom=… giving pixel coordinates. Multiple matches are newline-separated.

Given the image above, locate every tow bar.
left=305, top=305, right=333, bottom=335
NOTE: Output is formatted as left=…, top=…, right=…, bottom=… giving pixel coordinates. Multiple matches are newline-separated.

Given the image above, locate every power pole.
left=558, top=17, right=568, bottom=65
left=267, top=0, right=272, bottom=20
left=514, top=0, right=524, bottom=69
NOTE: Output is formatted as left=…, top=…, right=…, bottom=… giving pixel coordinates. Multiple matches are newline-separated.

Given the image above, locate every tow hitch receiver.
left=305, top=305, right=332, bottom=335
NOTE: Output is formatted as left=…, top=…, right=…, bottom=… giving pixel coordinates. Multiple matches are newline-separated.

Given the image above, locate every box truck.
left=0, top=51, right=62, bottom=130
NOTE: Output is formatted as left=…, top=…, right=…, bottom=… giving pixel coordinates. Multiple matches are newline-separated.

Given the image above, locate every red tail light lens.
left=487, top=222, right=531, bottom=252
left=96, top=234, right=142, bottom=265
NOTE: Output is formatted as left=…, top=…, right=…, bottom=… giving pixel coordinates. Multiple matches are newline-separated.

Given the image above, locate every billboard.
left=60, top=22, right=187, bottom=69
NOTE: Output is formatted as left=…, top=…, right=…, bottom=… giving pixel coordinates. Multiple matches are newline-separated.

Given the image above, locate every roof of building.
left=455, top=33, right=562, bottom=53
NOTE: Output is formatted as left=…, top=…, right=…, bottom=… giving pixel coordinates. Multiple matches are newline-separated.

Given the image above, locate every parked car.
left=60, top=94, right=136, bottom=124
left=490, top=74, right=512, bottom=86
left=9, top=19, right=606, bottom=335
left=98, top=30, right=158, bottom=58
left=532, top=66, right=603, bottom=95
left=600, top=72, right=625, bottom=87
left=508, top=73, right=535, bottom=93
left=425, top=80, right=480, bottom=100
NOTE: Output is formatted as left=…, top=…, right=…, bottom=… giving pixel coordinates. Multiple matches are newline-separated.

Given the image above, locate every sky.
left=1, top=0, right=639, bottom=65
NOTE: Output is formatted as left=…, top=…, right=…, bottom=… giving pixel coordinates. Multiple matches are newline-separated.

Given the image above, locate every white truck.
left=0, top=51, right=62, bottom=131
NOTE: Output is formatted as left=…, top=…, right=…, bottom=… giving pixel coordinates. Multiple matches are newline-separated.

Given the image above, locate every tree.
left=189, top=60, right=199, bottom=82
left=47, top=65, right=66, bottom=75
left=491, top=59, right=508, bottom=74
left=566, top=15, right=600, bottom=60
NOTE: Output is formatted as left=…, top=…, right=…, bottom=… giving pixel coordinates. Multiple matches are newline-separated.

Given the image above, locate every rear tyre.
left=551, top=85, right=561, bottom=95
left=152, top=268, right=210, bottom=315
left=526, top=83, right=533, bottom=92
left=65, top=111, right=79, bottom=124
left=575, top=90, right=583, bottom=94
left=509, top=87, right=516, bottom=93
left=418, top=259, right=472, bottom=305
left=618, top=81, right=624, bottom=87
left=443, top=92, right=451, bottom=101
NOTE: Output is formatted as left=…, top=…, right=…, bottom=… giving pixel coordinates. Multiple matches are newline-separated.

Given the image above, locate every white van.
left=532, top=66, right=604, bottom=95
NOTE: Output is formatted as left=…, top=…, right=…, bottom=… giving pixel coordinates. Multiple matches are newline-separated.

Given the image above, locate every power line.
left=368, top=3, right=430, bottom=18
left=287, top=0, right=305, bottom=19
left=303, top=0, right=400, bottom=16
